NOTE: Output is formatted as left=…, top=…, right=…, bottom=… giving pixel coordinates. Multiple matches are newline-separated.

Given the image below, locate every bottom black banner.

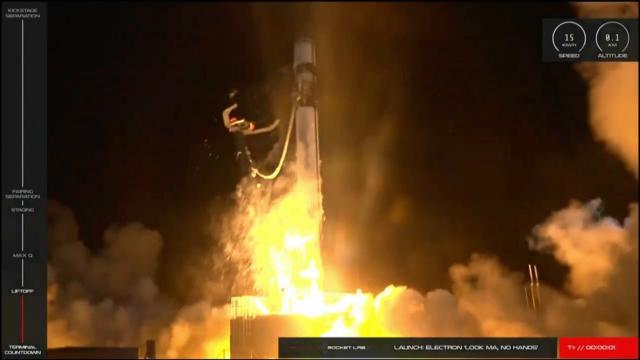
left=279, top=337, right=558, bottom=358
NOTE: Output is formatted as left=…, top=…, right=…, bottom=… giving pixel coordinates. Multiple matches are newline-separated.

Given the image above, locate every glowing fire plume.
left=231, top=176, right=405, bottom=341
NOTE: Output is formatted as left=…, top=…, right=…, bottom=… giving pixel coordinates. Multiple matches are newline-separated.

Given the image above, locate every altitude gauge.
left=596, top=21, right=630, bottom=53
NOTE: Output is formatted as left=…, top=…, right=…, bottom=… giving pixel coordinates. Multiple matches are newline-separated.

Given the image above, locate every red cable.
left=20, top=295, right=24, bottom=344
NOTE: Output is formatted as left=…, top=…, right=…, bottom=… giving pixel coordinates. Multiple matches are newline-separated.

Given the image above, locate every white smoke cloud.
left=532, top=200, right=638, bottom=333
left=578, top=61, right=638, bottom=176
left=529, top=200, right=634, bottom=297
left=47, top=200, right=231, bottom=358
left=573, top=2, right=638, bottom=18
left=48, top=194, right=638, bottom=357
left=48, top=200, right=172, bottom=346
left=371, top=200, right=637, bottom=338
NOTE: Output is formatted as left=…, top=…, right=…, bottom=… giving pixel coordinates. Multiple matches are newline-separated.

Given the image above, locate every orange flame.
left=208, top=177, right=406, bottom=358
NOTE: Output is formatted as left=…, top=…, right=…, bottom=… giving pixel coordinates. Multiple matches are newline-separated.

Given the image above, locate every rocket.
left=293, top=37, right=322, bottom=214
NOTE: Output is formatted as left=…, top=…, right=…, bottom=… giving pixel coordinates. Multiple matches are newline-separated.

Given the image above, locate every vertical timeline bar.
left=22, top=19, right=25, bottom=188
left=2, top=2, right=47, bottom=359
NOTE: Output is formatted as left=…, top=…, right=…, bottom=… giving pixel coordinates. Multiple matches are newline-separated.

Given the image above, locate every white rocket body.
left=293, top=38, right=321, bottom=214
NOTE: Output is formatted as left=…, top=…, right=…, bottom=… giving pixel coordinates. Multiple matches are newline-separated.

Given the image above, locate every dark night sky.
left=48, top=2, right=637, bottom=303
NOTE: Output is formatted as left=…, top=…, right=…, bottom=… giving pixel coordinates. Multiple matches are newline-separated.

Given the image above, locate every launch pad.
left=230, top=294, right=363, bottom=359
left=231, top=311, right=312, bottom=359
